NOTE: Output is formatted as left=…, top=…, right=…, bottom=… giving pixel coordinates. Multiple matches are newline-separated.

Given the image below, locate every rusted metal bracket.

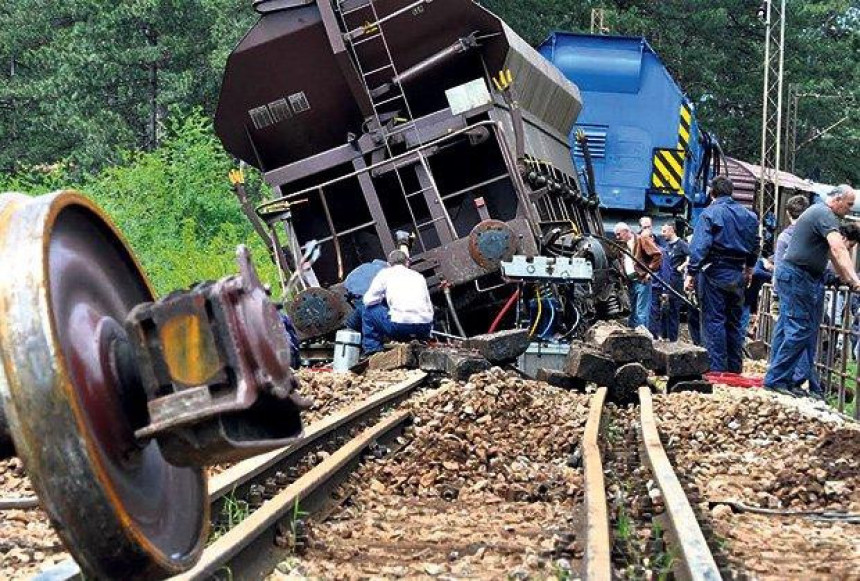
left=130, top=246, right=305, bottom=466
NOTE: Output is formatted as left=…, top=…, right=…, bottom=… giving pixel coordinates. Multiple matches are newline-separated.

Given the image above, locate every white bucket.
left=332, top=329, right=362, bottom=372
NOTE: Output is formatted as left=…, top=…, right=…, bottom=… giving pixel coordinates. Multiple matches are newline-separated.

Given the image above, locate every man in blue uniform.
left=660, top=222, right=690, bottom=341
left=648, top=240, right=674, bottom=339
left=765, top=185, right=860, bottom=397
left=685, top=176, right=760, bottom=372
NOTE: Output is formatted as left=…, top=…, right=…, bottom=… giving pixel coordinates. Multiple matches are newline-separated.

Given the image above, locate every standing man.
left=770, top=195, right=810, bottom=385
left=614, top=222, right=663, bottom=329
left=648, top=241, right=673, bottom=339
left=774, top=195, right=811, bottom=267
left=765, top=185, right=860, bottom=397
left=685, top=176, right=760, bottom=372
left=648, top=242, right=672, bottom=339
left=660, top=222, right=690, bottom=341
left=361, top=250, right=434, bottom=355
left=639, top=216, right=654, bottom=237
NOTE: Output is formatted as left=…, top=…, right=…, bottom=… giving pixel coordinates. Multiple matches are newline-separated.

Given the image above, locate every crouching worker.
left=361, top=250, right=434, bottom=355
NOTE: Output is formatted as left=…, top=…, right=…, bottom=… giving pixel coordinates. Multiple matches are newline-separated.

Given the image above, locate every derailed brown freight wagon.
left=217, top=0, right=629, bottom=338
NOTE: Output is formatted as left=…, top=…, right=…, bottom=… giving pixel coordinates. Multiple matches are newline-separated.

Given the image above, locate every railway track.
left=31, top=369, right=858, bottom=580
left=583, top=386, right=722, bottom=580
left=34, top=372, right=430, bottom=581
left=185, top=371, right=723, bottom=580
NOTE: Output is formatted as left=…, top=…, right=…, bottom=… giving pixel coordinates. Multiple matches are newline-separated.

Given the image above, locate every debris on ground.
left=0, top=458, right=69, bottom=580
left=288, top=368, right=591, bottom=579
left=655, top=387, right=860, bottom=579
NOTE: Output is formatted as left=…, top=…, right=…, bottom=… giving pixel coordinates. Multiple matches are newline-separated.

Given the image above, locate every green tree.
left=0, top=110, right=277, bottom=295
left=0, top=0, right=238, bottom=173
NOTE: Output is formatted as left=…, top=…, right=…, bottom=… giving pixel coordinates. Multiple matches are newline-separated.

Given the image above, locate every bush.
left=0, top=111, right=278, bottom=295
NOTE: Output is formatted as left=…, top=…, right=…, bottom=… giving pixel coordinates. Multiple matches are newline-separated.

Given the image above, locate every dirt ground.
left=0, top=457, right=69, bottom=580
left=655, top=386, right=860, bottom=579
left=271, top=369, right=591, bottom=580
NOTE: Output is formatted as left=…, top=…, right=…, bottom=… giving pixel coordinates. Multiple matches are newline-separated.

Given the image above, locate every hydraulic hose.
left=540, top=297, right=556, bottom=338
left=488, top=288, right=520, bottom=334
left=528, top=286, right=543, bottom=337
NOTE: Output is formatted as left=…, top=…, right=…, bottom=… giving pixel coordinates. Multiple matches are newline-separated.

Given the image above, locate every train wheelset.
left=0, top=191, right=306, bottom=579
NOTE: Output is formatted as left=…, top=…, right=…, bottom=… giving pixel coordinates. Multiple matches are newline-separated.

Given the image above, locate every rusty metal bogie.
left=129, top=246, right=304, bottom=466
left=0, top=191, right=307, bottom=578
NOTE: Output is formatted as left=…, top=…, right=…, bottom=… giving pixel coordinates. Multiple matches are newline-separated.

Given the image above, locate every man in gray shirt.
left=765, top=185, right=860, bottom=397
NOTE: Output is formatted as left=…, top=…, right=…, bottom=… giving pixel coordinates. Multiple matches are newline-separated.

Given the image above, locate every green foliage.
left=0, top=0, right=254, bottom=172
left=0, top=110, right=278, bottom=296
left=3, top=1, right=858, bottom=183
left=210, top=490, right=250, bottom=544
left=0, top=0, right=858, bottom=290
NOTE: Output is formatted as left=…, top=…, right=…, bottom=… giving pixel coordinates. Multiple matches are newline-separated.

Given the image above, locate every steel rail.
left=582, top=386, right=611, bottom=580
left=34, top=372, right=428, bottom=581
left=0, top=496, right=39, bottom=510
left=209, top=371, right=427, bottom=501
left=171, top=410, right=412, bottom=581
left=637, top=386, right=722, bottom=581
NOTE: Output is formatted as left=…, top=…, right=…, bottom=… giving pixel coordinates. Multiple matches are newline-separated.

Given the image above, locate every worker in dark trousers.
left=771, top=195, right=813, bottom=389
left=687, top=301, right=702, bottom=345
left=343, top=259, right=388, bottom=333
left=765, top=186, right=860, bottom=397
left=685, top=176, right=760, bottom=372
left=648, top=242, right=673, bottom=339
left=361, top=250, right=434, bottom=355
left=660, top=222, right=690, bottom=341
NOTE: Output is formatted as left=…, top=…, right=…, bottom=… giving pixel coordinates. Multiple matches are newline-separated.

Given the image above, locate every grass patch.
left=823, top=360, right=857, bottom=417
left=650, top=521, right=678, bottom=581
left=209, top=491, right=250, bottom=544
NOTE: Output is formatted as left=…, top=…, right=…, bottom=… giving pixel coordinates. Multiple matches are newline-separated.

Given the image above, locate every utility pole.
left=758, top=0, right=786, bottom=229
left=590, top=9, right=609, bottom=35
left=785, top=83, right=799, bottom=173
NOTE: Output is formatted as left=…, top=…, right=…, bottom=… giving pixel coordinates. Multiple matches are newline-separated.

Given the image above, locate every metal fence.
left=756, top=283, right=859, bottom=419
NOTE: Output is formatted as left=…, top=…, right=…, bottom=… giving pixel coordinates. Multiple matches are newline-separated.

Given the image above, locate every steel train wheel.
left=0, top=192, right=208, bottom=579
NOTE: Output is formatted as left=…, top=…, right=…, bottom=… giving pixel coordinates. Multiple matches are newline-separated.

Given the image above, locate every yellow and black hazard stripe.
left=651, top=101, right=693, bottom=192
left=651, top=148, right=685, bottom=192
left=677, top=101, right=692, bottom=151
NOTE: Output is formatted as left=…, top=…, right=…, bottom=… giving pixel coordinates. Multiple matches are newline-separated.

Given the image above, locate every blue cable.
left=540, top=299, right=555, bottom=338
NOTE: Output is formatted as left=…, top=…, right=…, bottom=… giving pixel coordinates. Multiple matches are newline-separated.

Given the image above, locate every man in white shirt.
left=361, top=249, right=434, bottom=354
